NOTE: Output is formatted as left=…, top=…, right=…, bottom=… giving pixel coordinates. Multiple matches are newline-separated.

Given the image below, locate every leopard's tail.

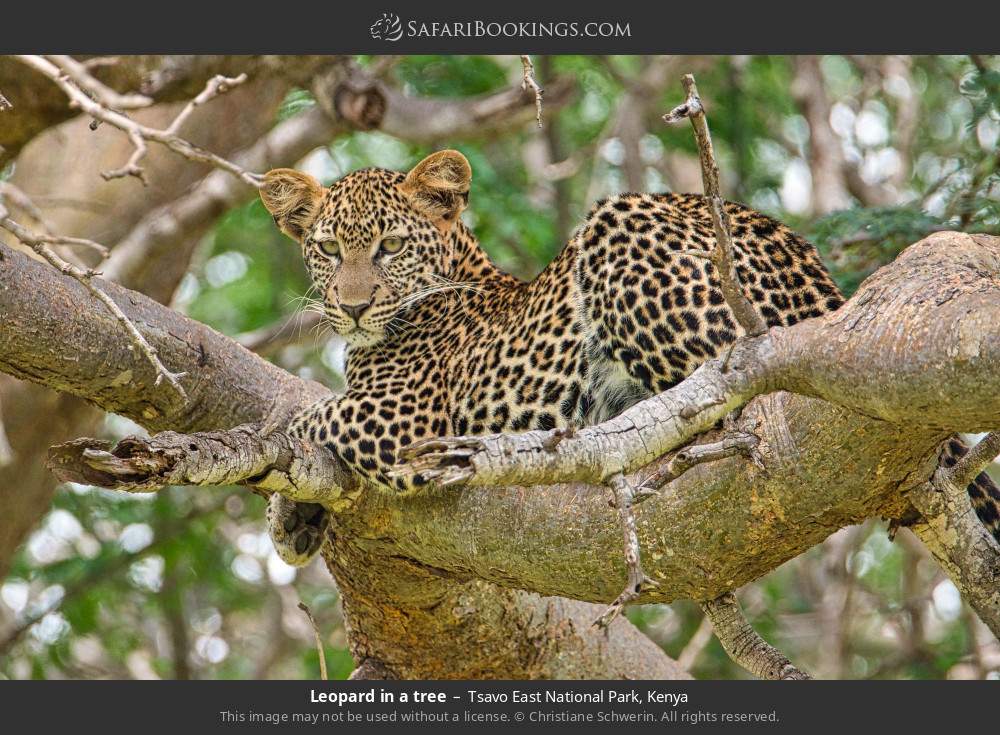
left=942, top=437, right=1000, bottom=544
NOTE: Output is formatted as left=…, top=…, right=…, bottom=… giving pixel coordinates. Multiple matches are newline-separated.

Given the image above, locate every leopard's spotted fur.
left=261, top=150, right=1000, bottom=566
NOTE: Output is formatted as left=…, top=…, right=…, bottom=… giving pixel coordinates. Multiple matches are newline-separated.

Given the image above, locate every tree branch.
left=661, top=73, right=797, bottom=674
left=0, top=204, right=187, bottom=401
left=663, top=74, right=766, bottom=337
left=700, top=593, right=811, bottom=679
left=394, top=334, right=778, bottom=488
left=15, top=56, right=261, bottom=187
left=637, top=431, right=760, bottom=492
left=43, top=54, right=153, bottom=111
left=520, top=55, right=544, bottom=128
left=297, top=601, right=329, bottom=681
left=47, top=425, right=352, bottom=506
left=907, top=437, right=1000, bottom=636
left=949, top=432, right=1000, bottom=491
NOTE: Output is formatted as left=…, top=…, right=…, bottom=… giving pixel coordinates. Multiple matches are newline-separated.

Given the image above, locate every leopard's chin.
left=341, top=326, right=385, bottom=348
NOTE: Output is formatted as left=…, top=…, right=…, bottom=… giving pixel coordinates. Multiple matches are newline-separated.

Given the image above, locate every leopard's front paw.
left=266, top=495, right=329, bottom=567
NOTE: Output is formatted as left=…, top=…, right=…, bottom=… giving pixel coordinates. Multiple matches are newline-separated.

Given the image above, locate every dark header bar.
left=2, top=1, right=1000, bottom=54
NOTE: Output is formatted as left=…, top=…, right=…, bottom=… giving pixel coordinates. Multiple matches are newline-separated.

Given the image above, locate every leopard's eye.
left=317, top=240, right=340, bottom=258
left=380, top=236, right=405, bottom=255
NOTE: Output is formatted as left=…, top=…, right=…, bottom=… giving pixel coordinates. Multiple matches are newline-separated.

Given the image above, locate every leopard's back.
left=572, top=192, right=843, bottom=422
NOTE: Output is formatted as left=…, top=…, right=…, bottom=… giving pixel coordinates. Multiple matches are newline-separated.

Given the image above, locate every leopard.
left=259, top=149, right=1000, bottom=567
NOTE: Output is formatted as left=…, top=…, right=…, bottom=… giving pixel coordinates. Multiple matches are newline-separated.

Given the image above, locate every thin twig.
left=638, top=431, right=760, bottom=494
left=0, top=185, right=108, bottom=258
left=0, top=205, right=186, bottom=401
left=520, top=55, right=544, bottom=128
left=701, top=592, right=811, bottom=679
left=44, top=54, right=152, bottom=111
left=0, top=182, right=55, bottom=235
left=595, top=473, right=658, bottom=628
left=297, top=601, right=328, bottom=680
left=663, top=74, right=766, bottom=337
left=16, top=56, right=260, bottom=188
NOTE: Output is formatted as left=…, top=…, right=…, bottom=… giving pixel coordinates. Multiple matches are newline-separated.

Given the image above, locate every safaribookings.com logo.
left=369, top=14, right=631, bottom=41
left=370, top=13, right=404, bottom=41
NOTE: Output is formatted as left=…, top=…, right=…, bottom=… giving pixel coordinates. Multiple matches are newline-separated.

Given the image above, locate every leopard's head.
left=260, top=150, right=472, bottom=347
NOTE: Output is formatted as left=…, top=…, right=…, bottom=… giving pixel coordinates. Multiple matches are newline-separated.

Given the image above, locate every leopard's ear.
left=260, top=168, right=324, bottom=242
left=400, top=150, right=471, bottom=234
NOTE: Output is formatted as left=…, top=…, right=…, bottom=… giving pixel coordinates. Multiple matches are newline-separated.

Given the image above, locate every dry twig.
left=47, top=424, right=351, bottom=505
left=638, top=431, right=760, bottom=493
left=595, top=473, right=658, bottom=628
left=663, top=74, right=766, bottom=337
left=596, top=74, right=772, bottom=627
left=16, top=55, right=260, bottom=187
left=297, top=601, right=329, bottom=681
left=44, top=54, right=152, bottom=111
left=520, top=55, right=544, bottom=128
left=0, top=183, right=107, bottom=258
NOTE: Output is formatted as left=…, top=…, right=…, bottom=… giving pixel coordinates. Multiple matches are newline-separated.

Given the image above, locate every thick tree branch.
left=0, top=204, right=187, bottom=401
left=0, top=57, right=578, bottom=587
left=394, top=336, right=779, bottom=488
left=18, top=232, right=1000, bottom=648
left=47, top=425, right=353, bottom=507
left=0, top=70, right=320, bottom=577
left=399, top=233, right=1000, bottom=490
left=0, top=243, right=327, bottom=433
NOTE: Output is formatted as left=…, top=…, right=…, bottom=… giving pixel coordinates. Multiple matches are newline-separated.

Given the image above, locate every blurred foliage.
left=2, top=54, right=999, bottom=680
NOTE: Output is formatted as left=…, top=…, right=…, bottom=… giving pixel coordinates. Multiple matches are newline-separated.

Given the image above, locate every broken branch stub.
left=663, top=74, right=766, bottom=338
left=47, top=425, right=354, bottom=507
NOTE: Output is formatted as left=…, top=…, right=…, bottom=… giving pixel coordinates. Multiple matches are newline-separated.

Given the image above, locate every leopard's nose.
left=341, top=301, right=371, bottom=324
